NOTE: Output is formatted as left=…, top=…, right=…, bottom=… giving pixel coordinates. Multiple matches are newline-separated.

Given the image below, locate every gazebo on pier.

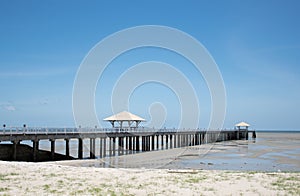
left=103, top=111, right=145, bottom=129
left=235, top=121, right=251, bottom=139
left=235, top=121, right=250, bottom=131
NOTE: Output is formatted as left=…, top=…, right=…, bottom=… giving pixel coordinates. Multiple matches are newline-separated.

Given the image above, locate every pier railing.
left=0, top=127, right=235, bottom=135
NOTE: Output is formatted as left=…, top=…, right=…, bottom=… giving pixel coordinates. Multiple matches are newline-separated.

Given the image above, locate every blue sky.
left=0, top=0, right=299, bottom=130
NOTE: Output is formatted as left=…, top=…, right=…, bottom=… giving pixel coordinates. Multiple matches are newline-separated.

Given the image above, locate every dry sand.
left=0, top=161, right=299, bottom=195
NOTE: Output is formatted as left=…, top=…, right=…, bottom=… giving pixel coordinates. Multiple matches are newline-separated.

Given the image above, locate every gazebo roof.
left=103, top=111, right=146, bottom=121
left=235, top=121, right=250, bottom=127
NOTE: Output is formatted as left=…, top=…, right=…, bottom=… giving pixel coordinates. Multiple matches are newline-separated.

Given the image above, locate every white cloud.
left=5, top=105, right=16, bottom=111
left=0, top=103, right=16, bottom=111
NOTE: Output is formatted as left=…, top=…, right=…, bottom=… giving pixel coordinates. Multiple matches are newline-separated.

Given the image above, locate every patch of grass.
left=0, top=174, right=8, bottom=181
left=185, top=175, right=207, bottom=183
left=88, top=187, right=103, bottom=194
left=271, top=175, right=300, bottom=195
left=43, top=184, right=51, bottom=190
left=130, top=176, right=137, bottom=181
left=48, top=173, right=57, bottom=177
left=107, top=190, right=117, bottom=196
left=0, top=187, right=9, bottom=192
left=71, top=189, right=85, bottom=195
left=49, top=189, right=58, bottom=194
left=204, top=187, right=215, bottom=192
left=285, top=176, right=300, bottom=181
left=76, top=182, right=84, bottom=186
left=57, top=179, right=64, bottom=184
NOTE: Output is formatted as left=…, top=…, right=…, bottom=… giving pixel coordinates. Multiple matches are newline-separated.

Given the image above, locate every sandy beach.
left=0, top=161, right=299, bottom=195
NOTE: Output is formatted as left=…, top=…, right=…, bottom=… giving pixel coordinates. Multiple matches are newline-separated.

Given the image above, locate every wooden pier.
left=0, top=128, right=256, bottom=162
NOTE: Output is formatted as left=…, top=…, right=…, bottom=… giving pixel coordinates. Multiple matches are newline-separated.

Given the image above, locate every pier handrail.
left=0, top=127, right=254, bottom=135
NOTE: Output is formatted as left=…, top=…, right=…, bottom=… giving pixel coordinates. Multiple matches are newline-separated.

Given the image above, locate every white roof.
left=235, top=122, right=250, bottom=127
left=103, top=111, right=145, bottom=121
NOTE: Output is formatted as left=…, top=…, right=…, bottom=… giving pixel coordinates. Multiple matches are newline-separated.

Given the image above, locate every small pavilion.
left=103, top=111, right=145, bottom=129
left=235, top=121, right=250, bottom=131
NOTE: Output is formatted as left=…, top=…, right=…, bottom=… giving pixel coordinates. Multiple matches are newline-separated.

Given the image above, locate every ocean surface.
left=16, top=131, right=300, bottom=171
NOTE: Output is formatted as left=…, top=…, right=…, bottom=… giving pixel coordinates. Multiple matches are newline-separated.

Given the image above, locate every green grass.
left=270, top=175, right=300, bottom=195
left=88, top=187, right=103, bottom=194
left=204, top=187, right=215, bottom=192
left=0, top=174, right=9, bottom=181
left=43, top=184, right=51, bottom=190
left=0, top=187, right=9, bottom=192
left=45, top=173, right=57, bottom=178
left=184, top=175, right=207, bottom=183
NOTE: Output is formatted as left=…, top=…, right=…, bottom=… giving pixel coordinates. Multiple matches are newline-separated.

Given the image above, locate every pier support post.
left=141, top=136, right=145, bottom=151
left=78, top=138, right=83, bottom=159
left=174, top=134, right=177, bottom=148
left=65, top=139, right=70, bottom=158
left=50, top=139, right=55, bottom=160
left=129, top=136, right=132, bottom=151
left=112, top=137, right=116, bottom=156
left=103, top=137, right=106, bottom=157
left=126, top=137, right=129, bottom=154
left=109, top=138, right=112, bottom=156
left=132, top=137, right=136, bottom=153
left=12, top=140, right=19, bottom=161
left=99, top=138, right=103, bottom=158
left=151, top=135, right=155, bottom=150
left=109, top=137, right=113, bottom=157
left=32, top=140, right=39, bottom=162
left=90, top=138, right=95, bottom=159
left=118, top=137, right=123, bottom=155
left=252, top=131, right=256, bottom=139
left=136, top=136, right=139, bottom=152
left=166, top=135, right=169, bottom=149
left=147, top=136, right=150, bottom=151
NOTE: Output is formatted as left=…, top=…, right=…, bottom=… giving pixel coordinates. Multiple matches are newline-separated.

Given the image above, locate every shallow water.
left=171, top=132, right=300, bottom=171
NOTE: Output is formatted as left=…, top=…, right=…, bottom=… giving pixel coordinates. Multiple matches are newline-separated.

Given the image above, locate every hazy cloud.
left=0, top=102, right=16, bottom=111
left=4, top=105, right=16, bottom=111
